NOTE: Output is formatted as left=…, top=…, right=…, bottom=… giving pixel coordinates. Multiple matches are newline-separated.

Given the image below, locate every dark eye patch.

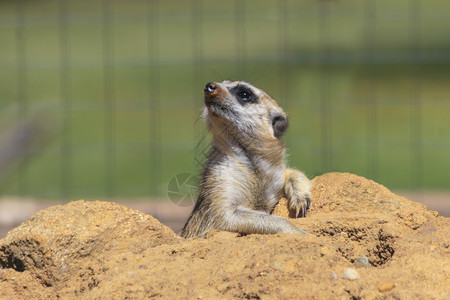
left=237, top=89, right=253, bottom=101
left=229, top=84, right=258, bottom=104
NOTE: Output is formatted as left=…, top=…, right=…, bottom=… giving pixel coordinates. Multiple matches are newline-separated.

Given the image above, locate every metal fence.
left=0, top=0, right=449, bottom=201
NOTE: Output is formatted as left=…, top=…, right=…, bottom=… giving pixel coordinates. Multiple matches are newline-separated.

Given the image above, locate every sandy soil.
left=0, top=172, right=449, bottom=299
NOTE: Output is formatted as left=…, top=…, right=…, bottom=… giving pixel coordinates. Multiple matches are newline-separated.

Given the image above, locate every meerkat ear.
left=271, top=112, right=288, bottom=138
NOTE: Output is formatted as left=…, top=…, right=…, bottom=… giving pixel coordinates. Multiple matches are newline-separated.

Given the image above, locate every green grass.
left=0, top=0, right=449, bottom=200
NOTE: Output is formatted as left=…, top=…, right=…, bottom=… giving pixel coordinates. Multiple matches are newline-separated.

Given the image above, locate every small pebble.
left=378, top=282, right=396, bottom=293
left=354, top=255, right=370, bottom=268
left=342, top=268, right=360, bottom=280
left=330, top=272, right=338, bottom=280
left=320, top=247, right=333, bottom=257
left=273, top=261, right=285, bottom=271
left=216, top=282, right=230, bottom=293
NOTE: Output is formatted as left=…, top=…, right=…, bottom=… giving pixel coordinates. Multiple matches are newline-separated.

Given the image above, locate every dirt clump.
left=0, top=201, right=179, bottom=296
left=1, top=173, right=449, bottom=299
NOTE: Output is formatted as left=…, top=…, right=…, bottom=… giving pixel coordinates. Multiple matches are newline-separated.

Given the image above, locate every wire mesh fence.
left=0, top=0, right=449, bottom=201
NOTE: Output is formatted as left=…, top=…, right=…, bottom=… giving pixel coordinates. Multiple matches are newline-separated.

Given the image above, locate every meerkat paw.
left=284, top=169, right=311, bottom=218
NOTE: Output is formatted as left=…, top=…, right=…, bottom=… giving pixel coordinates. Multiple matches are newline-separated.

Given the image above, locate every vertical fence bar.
left=192, top=0, right=202, bottom=87
left=192, top=0, right=204, bottom=171
left=16, top=0, right=28, bottom=196
left=102, top=0, right=116, bottom=199
left=365, top=0, right=378, bottom=181
left=148, top=0, right=161, bottom=195
left=277, top=0, right=288, bottom=108
left=318, top=1, right=332, bottom=173
left=234, top=0, right=246, bottom=78
left=191, top=0, right=202, bottom=90
left=59, top=0, right=72, bottom=201
left=410, top=0, right=422, bottom=190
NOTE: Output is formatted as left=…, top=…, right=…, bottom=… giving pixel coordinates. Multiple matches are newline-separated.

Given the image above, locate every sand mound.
left=1, top=173, right=449, bottom=299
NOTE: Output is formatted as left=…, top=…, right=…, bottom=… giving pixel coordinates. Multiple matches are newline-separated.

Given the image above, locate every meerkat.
left=181, top=81, right=311, bottom=238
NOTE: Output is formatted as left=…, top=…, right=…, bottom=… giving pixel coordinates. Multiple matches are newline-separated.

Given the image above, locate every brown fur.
left=181, top=81, right=311, bottom=238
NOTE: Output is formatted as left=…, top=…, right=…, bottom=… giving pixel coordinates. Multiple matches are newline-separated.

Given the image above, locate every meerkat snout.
left=204, top=82, right=217, bottom=94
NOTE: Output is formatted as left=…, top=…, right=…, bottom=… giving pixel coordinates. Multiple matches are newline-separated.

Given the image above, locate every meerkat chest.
left=256, top=163, right=285, bottom=209
left=239, top=155, right=286, bottom=211
left=207, top=149, right=285, bottom=212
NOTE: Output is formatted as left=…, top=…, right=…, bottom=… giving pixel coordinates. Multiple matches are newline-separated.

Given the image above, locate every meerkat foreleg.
left=284, top=169, right=312, bottom=218
left=221, top=207, right=309, bottom=235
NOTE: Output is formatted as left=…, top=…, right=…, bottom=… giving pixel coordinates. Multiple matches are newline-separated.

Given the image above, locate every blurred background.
left=0, top=0, right=449, bottom=236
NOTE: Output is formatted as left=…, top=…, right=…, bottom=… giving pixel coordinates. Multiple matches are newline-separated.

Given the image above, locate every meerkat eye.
left=237, top=89, right=253, bottom=101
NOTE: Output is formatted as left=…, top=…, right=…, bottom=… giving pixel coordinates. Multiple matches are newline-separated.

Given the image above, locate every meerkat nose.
left=204, top=82, right=217, bottom=94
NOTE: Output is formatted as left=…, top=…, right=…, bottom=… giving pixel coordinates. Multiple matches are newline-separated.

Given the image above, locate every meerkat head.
left=202, top=81, right=288, bottom=145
